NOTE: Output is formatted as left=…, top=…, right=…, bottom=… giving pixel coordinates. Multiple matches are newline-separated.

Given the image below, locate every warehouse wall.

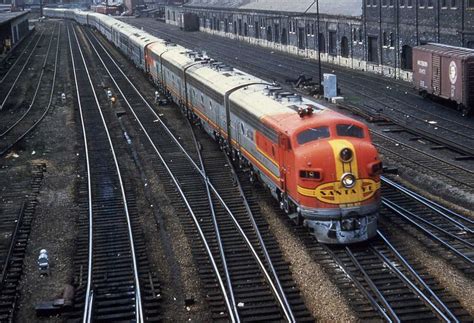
left=165, top=2, right=473, bottom=81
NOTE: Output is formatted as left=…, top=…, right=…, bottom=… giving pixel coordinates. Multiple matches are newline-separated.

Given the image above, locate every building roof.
left=184, top=0, right=362, bottom=17
left=417, top=43, right=474, bottom=59
left=0, top=11, right=28, bottom=25
left=185, top=0, right=253, bottom=9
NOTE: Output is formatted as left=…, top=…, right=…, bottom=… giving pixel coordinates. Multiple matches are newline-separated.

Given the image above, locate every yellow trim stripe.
left=327, top=139, right=358, bottom=178
left=240, top=146, right=280, bottom=182
left=297, top=180, right=380, bottom=205
left=256, top=145, right=279, bottom=167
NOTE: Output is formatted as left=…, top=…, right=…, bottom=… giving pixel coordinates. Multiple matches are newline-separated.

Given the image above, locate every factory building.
left=165, top=0, right=474, bottom=81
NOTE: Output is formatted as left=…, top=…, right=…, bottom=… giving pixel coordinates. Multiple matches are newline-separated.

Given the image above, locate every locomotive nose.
left=296, top=139, right=381, bottom=205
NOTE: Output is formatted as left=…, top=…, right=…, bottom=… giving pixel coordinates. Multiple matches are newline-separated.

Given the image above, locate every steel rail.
left=321, top=245, right=393, bottom=322
left=68, top=25, right=144, bottom=323
left=370, top=246, right=450, bottom=322
left=376, top=231, right=459, bottom=322
left=0, top=23, right=58, bottom=140
left=383, top=199, right=473, bottom=247
left=0, top=32, right=37, bottom=84
left=225, top=153, right=296, bottom=322
left=345, top=247, right=401, bottom=323
left=188, top=121, right=240, bottom=322
left=345, top=85, right=474, bottom=146
left=372, top=133, right=474, bottom=191
left=0, top=202, right=25, bottom=288
left=82, top=27, right=236, bottom=323
left=0, top=25, right=60, bottom=157
left=382, top=176, right=474, bottom=230
left=382, top=198, right=473, bottom=265
left=0, top=29, right=46, bottom=110
left=0, top=24, right=56, bottom=136
left=87, top=28, right=295, bottom=322
left=66, top=25, right=93, bottom=321
left=383, top=196, right=473, bottom=248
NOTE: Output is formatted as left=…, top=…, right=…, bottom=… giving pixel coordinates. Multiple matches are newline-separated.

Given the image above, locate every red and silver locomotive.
left=45, top=8, right=382, bottom=244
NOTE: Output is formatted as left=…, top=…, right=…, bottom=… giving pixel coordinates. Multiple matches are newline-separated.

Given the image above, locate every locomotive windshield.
left=336, top=124, right=364, bottom=138
left=297, top=126, right=330, bottom=145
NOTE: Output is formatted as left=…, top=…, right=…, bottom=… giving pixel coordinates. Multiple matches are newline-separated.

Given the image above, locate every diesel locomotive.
left=44, top=8, right=382, bottom=243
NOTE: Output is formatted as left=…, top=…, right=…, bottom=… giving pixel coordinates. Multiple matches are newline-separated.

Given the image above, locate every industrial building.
left=165, top=0, right=474, bottom=81
left=0, top=10, right=29, bottom=55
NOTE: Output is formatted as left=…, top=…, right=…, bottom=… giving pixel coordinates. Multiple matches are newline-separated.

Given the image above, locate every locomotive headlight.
left=341, top=173, right=356, bottom=188
left=340, top=148, right=353, bottom=162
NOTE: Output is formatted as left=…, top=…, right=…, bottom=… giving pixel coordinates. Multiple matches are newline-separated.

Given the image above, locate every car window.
left=297, top=127, right=330, bottom=145
left=336, top=124, right=364, bottom=138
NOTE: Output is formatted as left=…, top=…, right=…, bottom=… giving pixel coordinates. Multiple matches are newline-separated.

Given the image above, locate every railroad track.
left=250, top=181, right=472, bottom=322
left=371, top=131, right=474, bottom=193
left=83, top=25, right=312, bottom=321
left=338, top=97, right=474, bottom=161
left=381, top=176, right=474, bottom=276
left=190, top=122, right=312, bottom=321
left=0, top=29, right=38, bottom=82
left=324, top=231, right=471, bottom=322
left=83, top=21, right=473, bottom=321
left=127, top=20, right=474, bottom=161
left=0, top=22, right=61, bottom=157
left=0, top=164, right=45, bottom=321
left=67, top=24, right=161, bottom=321
left=0, top=27, right=47, bottom=113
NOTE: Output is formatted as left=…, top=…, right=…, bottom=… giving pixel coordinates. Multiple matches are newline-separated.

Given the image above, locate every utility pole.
left=316, top=0, right=323, bottom=94
left=300, top=0, right=323, bottom=94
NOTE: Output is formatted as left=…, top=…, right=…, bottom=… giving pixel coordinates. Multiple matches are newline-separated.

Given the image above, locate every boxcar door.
left=432, top=54, right=441, bottom=96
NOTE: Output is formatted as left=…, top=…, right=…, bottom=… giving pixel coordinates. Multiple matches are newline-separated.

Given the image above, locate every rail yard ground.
left=0, top=18, right=473, bottom=322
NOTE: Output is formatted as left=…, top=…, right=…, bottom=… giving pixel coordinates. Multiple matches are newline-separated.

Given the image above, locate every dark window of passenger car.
left=336, top=124, right=364, bottom=138
left=297, top=127, right=330, bottom=145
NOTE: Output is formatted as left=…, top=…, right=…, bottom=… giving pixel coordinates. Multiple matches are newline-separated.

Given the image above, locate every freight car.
left=44, top=8, right=382, bottom=244
left=413, top=43, right=474, bottom=117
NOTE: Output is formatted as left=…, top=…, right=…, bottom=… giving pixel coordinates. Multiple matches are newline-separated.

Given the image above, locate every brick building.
left=165, top=0, right=474, bottom=81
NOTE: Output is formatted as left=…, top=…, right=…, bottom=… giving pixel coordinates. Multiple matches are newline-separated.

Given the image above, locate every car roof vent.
left=219, top=65, right=233, bottom=72
left=164, top=39, right=176, bottom=46
left=287, top=94, right=302, bottom=102
left=263, top=86, right=282, bottom=96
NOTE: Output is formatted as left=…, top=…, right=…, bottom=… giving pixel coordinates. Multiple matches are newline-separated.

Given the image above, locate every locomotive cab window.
left=297, top=126, right=330, bottom=145
left=336, top=124, right=364, bottom=138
